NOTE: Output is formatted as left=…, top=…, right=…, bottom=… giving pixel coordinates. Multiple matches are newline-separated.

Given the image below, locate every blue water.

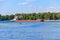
left=0, top=21, right=60, bottom=40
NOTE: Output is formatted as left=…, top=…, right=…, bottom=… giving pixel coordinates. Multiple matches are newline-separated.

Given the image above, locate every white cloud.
left=44, top=6, right=60, bottom=12
left=18, top=0, right=35, bottom=5
left=18, top=2, right=28, bottom=5
left=25, top=0, right=35, bottom=2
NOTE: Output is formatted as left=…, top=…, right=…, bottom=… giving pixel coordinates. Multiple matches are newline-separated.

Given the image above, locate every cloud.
left=18, top=0, right=35, bottom=5
left=18, top=2, right=28, bottom=5
left=44, top=6, right=60, bottom=12
left=25, top=0, right=35, bottom=2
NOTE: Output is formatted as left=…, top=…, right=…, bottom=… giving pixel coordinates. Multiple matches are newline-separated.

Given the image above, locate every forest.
left=0, top=12, right=60, bottom=21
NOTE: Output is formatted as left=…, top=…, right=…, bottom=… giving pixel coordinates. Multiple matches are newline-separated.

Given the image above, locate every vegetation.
left=0, top=12, right=60, bottom=21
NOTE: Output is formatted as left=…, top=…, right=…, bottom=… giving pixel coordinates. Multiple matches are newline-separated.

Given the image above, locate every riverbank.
left=44, top=20, right=60, bottom=22
left=15, top=19, right=44, bottom=22
left=14, top=20, right=60, bottom=22
left=9, top=19, right=60, bottom=22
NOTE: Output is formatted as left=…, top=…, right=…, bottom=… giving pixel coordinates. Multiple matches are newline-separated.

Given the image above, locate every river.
left=0, top=21, right=60, bottom=40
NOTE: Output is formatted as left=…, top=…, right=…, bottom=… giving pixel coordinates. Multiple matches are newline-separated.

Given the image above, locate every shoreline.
left=15, top=20, right=60, bottom=22
left=15, top=20, right=44, bottom=22
left=44, top=20, right=60, bottom=22
left=1, top=20, right=60, bottom=22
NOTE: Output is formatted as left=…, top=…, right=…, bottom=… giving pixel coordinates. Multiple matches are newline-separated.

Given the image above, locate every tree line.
left=0, top=12, right=60, bottom=21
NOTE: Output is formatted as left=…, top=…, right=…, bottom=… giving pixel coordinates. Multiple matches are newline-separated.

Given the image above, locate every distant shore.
left=14, top=20, right=60, bottom=22
left=10, top=20, right=60, bottom=22
left=15, top=19, right=44, bottom=22
left=44, top=20, right=60, bottom=22
left=1, top=20, right=60, bottom=22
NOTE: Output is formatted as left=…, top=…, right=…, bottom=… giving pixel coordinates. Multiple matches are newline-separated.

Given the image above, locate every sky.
left=0, top=0, right=60, bottom=15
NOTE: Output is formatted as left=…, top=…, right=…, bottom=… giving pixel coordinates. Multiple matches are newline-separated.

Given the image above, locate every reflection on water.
left=0, top=21, right=60, bottom=40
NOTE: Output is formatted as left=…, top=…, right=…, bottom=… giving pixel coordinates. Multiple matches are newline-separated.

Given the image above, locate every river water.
left=0, top=21, right=60, bottom=40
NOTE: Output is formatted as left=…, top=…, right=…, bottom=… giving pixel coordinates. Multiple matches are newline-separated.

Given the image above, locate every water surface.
left=0, top=21, right=60, bottom=40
